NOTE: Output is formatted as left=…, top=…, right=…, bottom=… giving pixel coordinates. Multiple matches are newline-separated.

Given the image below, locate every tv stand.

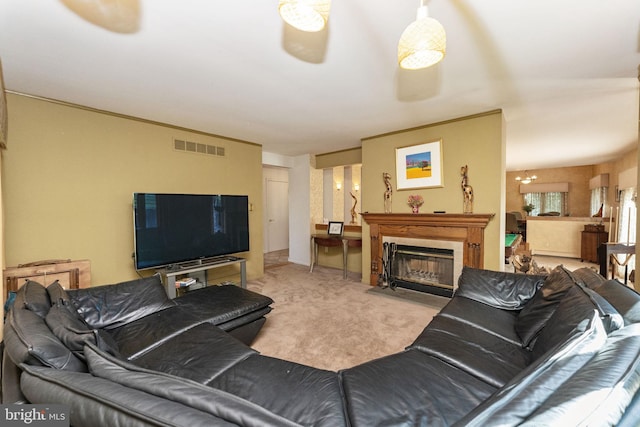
left=158, top=256, right=246, bottom=299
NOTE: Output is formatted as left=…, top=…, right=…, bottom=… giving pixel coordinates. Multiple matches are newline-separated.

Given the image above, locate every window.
left=524, top=192, right=567, bottom=216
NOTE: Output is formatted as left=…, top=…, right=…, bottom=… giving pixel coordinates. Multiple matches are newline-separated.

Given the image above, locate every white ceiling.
left=1, top=0, right=639, bottom=171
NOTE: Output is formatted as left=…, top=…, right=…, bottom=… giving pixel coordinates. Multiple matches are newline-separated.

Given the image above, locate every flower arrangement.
left=407, top=195, right=424, bottom=208
left=522, top=203, right=535, bottom=215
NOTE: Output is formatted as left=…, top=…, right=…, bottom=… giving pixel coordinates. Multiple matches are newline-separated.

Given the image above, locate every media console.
left=157, top=256, right=247, bottom=299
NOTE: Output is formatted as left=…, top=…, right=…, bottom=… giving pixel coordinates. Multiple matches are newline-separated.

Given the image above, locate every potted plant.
left=522, top=203, right=535, bottom=216
left=408, top=195, right=424, bottom=214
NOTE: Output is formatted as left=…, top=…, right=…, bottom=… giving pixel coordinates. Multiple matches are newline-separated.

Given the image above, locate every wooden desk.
left=598, top=243, right=635, bottom=284
left=310, top=234, right=362, bottom=279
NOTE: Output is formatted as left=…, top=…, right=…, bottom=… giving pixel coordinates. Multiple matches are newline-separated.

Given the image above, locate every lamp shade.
left=278, top=0, right=331, bottom=32
left=398, top=5, right=446, bottom=70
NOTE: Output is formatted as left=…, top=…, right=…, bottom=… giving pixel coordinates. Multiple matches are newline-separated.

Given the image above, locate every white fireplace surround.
left=383, top=236, right=464, bottom=292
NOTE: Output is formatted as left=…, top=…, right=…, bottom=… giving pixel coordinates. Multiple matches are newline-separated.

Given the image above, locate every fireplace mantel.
left=362, top=213, right=495, bottom=286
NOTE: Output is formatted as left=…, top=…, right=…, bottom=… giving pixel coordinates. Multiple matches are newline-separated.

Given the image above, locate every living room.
left=2, top=2, right=640, bottom=425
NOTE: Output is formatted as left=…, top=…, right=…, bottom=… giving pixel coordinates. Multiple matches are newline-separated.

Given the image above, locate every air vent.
left=173, top=138, right=226, bottom=158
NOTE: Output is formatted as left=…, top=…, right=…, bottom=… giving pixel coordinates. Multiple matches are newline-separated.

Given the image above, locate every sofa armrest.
left=455, top=267, right=546, bottom=310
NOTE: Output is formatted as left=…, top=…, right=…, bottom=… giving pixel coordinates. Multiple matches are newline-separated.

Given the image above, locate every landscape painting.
left=405, top=151, right=432, bottom=179
left=396, top=140, right=443, bottom=189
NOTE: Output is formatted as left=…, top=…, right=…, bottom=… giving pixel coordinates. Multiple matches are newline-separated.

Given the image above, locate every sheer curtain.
left=524, top=192, right=567, bottom=216
left=614, top=188, right=636, bottom=277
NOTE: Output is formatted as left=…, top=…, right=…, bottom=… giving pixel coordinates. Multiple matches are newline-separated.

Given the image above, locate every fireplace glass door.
left=388, top=243, right=454, bottom=297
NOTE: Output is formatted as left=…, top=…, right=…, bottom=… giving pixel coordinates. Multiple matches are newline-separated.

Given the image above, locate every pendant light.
left=515, top=172, right=537, bottom=185
left=278, top=0, right=331, bottom=33
left=398, top=0, right=446, bottom=70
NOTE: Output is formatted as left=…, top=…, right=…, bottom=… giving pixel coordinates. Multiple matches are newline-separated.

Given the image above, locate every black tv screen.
left=133, top=193, right=250, bottom=270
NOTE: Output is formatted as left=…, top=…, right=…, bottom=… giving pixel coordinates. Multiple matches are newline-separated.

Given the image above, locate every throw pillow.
left=46, top=280, right=71, bottom=305
left=515, top=265, right=576, bottom=348
left=580, top=286, right=624, bottom=334
left=45, top=300, right=120, bottom=360
left=45, top=302, right=94, bottom=356
left=17, top=280, right=51, bottom=318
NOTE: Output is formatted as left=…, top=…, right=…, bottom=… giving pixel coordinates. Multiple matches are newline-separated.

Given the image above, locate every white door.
left=266, top=179, right=289, bottom=252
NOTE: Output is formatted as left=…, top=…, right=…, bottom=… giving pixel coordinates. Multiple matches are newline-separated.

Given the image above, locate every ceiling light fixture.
left=398, top=0, right=446, bottom=70
left=278, top=0, right=331, bottom=32
left=515, top=172, right=537, bottom=185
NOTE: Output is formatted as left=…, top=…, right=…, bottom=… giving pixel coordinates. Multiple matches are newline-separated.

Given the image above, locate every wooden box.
left=3, top=259, right=91, bottom=297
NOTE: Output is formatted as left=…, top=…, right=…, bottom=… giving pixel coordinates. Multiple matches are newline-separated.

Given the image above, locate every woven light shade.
left=398, top=5, right=446, bottom=70
left=278, top=0, right=331, bottom=32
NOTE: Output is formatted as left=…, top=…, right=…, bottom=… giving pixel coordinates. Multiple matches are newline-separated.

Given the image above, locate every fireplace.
left=362, top=213, right=494, bottom=296
left=382, top=236, right=464, bottom=297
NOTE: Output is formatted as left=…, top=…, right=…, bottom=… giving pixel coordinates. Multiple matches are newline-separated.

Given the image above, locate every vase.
left=412, top=206, right=419, bottom=214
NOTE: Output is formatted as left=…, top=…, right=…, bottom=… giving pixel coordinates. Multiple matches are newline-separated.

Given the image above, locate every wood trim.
left=361, top=213, right=494, bottom=286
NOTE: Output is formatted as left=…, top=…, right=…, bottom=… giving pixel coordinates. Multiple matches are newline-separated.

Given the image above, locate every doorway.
left=263, top=166, right=290, bottom=265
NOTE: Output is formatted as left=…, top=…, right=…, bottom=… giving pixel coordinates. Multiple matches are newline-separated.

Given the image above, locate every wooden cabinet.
left=581, top=231, right=609, bottom=263
left=3, top=259, right=91, bottom=297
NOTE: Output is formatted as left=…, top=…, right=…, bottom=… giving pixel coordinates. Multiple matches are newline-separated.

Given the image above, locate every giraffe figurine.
left=350, top=192, right=358, bottom=224
left=383, top=172, right=393, bottom=213
left=461, top=165, right=474, bottom=214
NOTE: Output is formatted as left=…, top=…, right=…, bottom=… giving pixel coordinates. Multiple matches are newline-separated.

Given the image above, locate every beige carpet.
left=247, top=263, right=446, bottom=372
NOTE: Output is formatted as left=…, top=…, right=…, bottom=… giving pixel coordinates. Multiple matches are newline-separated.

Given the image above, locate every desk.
left=310, top=234, right=362, bottom=279
left=505, top=233, right=522, bottom=262
left=598, top=243, right=635, bottom=284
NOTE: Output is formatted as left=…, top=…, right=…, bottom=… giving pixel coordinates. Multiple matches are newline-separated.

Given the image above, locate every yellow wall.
left=361, top=110, right=505, bottom=276
left=2, top=94, right=264, bottom=286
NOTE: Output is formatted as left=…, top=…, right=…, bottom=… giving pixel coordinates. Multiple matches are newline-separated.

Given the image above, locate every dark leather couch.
left=3, top=266, right=640, bottom=426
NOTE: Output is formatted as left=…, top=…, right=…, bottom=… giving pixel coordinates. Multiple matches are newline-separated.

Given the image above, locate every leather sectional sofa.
left=3, top=265, right=640, bottom=426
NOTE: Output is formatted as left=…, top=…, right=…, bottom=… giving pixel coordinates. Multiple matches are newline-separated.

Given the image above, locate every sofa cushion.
left=341, top=349, right=497, bottom=427
left=515, top=265, right=576, bottom=347
left=174, top=284, right=274, bottom=326
left=435, top=295, right=521, bottom=345
left=588, top=279, right=640, bottom=325
left=209, top=353, right=349, bottom=427
left=570, top=266, right=606, bottom=289
left=3, top=303, right=87, bottom=371
left=580, top=285, right=624, bottom=333
left=521, top=323, right=640, bottom=427
left=46, top=280, right=72, bottom=305
left=530, top=285, right=601, bottom=359
left=14, top=280, right=51, bottom=318
left=455, top=266, right=545, bottom=310
left=108, top=306, right=205, bottom=360
left=130, top=323, right=257, bottom=384
left=67, top=274, right=175, bottom=330
left=82, top=344, right=301, bottom=427
left=45, top=301, right=120, bottom=359
left=410, top=314, right=530, bottom=387
left=453, top=311, right=607, bottom=426
left=20, top=364, right=240, bottom=427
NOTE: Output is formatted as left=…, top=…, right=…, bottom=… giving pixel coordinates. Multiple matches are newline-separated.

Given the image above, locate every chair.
left=505, top=212, right=520, bottom=234
left=509, top=211, right=527, bottom=235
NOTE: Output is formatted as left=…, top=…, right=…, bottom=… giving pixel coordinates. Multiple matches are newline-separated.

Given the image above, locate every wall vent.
left=173, top=138, right=226, bottom=158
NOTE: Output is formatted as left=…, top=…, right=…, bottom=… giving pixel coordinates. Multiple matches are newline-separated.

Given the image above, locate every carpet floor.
left=247, top=263, right=446, bottom=371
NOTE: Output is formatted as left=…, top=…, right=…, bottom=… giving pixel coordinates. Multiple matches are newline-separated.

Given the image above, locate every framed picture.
left=395, top=140, right=443, bottom=190
left=327, top=221, right=344, bottom=236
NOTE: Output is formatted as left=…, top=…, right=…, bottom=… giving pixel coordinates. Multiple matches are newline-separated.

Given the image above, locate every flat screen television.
left=133, top=193, right=250, bottom=271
